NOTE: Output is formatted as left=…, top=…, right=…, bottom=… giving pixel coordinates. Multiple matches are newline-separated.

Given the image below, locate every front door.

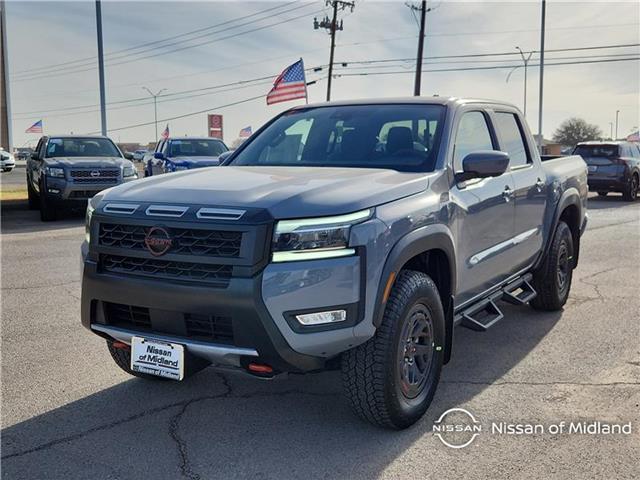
left=450, top=110, right=516, bottom=307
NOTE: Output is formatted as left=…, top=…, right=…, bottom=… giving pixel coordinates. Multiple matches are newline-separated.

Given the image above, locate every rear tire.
left=622, top=174, right=638, bottom=201
left=597, top=191, right=608, bottom=197
left=341, top=270, right=445, bottom=429
left=531, top=221, right=574, bottom=311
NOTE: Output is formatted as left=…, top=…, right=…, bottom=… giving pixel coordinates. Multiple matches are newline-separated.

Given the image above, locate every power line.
left=11, top=0, right=304, bottom=76
left=12, top=5, right=323, bottom=82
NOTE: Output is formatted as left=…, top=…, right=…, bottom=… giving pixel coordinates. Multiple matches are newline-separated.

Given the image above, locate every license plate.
left=131, top=337, right=184, bottom=380
left=588, top=165, right=598, bottom=173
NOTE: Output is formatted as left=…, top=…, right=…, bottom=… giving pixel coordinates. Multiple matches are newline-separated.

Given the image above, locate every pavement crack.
left=576, top=267, right=619, bottom=302
left=1, top=280, right=80, bottom=291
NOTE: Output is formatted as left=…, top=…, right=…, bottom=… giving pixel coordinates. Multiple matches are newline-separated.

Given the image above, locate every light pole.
left=142, top=87, right=166, bottom=140
left=95, top=0, right=107, bottom=136
left=537, top=0, right=546, bottom=153
left=506, top=47, right=534, bottom=118
left=615, top=110, right=620, bottom=140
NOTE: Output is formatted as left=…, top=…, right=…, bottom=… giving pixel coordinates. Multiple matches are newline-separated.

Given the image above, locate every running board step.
left=460, top=294, right=504, bottom=331
left=502, top=275, right=537, bottom=306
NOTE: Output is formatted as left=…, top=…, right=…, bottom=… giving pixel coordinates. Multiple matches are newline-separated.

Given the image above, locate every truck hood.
left=168, top=156, right=221, bottom=168
left=45, top=157, right=128, bottom=168
left=101, top=166, right=431, bottom=218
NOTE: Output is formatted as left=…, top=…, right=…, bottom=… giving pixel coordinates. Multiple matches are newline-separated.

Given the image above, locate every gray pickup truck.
left=81, top=98, right=588, bottom=429
left=27, top=135, right=138, bottom=221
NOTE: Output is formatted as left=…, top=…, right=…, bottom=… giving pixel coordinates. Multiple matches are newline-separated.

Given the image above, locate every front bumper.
left=81, top=252, right=363, bottom=373
left=44, top=175, right=137, bottom=202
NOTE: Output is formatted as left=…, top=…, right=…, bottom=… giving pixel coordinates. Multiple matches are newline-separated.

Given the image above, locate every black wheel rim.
left=397, top=303, right=434, bottom=399
left=631, top=177, right=638, bottom=199
left=557, top=242, right=570, bottom=293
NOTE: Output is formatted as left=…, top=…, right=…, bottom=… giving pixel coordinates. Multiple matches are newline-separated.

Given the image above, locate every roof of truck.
left=294, top=96, right=520, bottom=110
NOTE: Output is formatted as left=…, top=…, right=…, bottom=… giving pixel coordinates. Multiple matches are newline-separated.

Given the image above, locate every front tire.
left=27, top=174, right=39, bottom=210
left=531, top=221, right=574, bottom=311
left=622, top=174, right=638, bottom=201
left=39, top=184, right=57, bottom=222
left=341, top=270, right=445, bottom=429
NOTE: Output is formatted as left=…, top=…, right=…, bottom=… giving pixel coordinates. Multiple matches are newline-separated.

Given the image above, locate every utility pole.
left=95, top=0, right=107, bottom=136
left=615, top=110, right=620, bottom=140
left=537, top=0, right=546, bottom=153
left=142, top=87, right=167, bottom=140
left=1, top=0, right=13, bottom=152
left=406, top=1, right=429, bottom=96
left=314, top=0, right=354, bottom=101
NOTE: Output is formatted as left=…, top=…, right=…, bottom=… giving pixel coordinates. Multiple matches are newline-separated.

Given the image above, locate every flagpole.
left=301, top=57, right=309, bottom=105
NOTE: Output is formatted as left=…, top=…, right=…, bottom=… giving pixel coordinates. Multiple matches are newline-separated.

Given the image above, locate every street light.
left=142, top=87, right=167, bottom=140
left=506, top=47, right=534, bottom=118
left=615, top=110, right=620, bottom=140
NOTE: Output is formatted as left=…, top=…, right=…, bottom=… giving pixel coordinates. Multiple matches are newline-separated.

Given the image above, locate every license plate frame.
left=130, top=336, right=185, bottom=381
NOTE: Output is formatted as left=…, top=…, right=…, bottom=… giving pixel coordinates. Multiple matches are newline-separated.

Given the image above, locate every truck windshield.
left=230, top=104, right=445, bottom=172
left=168, top=139, right=227, bottom=157
left=45, top=138, right=121, bottom=158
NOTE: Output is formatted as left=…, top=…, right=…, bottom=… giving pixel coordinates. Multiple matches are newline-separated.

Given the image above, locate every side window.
left=494, top=112, right=530, bottom=168
left=453, top=112, right=495, bottom=172
left=33, top=139, right=43, bottom=159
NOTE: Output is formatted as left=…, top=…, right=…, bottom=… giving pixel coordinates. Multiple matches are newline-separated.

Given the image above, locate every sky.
left=5, top=0, right=640, bottom=148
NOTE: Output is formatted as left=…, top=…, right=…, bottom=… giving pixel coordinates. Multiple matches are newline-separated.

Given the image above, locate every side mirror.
left=217, top=150, right=233, bottom=164
left=153, top=152, right=165, bottom=160
left=456, top=151, right=510, bottom=182
left=30, top=152, right=39, bottom=160
left=123, top=152, right=134, bottom=160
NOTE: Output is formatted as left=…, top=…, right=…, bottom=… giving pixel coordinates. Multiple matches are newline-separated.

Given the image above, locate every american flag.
left=266, top=59, right=307, bottom=105
left=161, top=124, right=170, bottom=139
left=25, top=120, right=43, bottom=134
left=239, top=126, right=252, bottom=138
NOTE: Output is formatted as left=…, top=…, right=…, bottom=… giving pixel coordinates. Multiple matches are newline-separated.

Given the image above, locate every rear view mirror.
left=153, top=152, right=165, bottom=160
left=30, top=152, right=39, bottom=160
left=217, top=151, right=233, bottom=164
left=123, top=152, right=134, bottom=160
left=456, top=151, right=510, bottom=182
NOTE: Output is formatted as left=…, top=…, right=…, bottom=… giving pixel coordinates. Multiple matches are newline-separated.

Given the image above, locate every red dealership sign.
left=207, top=114, right=223, bottom=140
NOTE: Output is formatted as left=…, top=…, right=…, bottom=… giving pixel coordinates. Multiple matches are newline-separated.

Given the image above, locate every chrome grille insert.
left=145, top=205, right=188, bottom=217
left=196, top=208, right=246, bottom=221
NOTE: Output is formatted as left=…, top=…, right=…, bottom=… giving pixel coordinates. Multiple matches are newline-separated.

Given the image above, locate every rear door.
left=492, top=110, right=546, bottom=270
left=450, top=109, right=516, bottom=307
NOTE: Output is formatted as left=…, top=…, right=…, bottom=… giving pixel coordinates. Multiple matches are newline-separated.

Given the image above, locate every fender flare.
left=372, top=224, right=457, bottom=364
left=535, top=187, right=583, bottom=270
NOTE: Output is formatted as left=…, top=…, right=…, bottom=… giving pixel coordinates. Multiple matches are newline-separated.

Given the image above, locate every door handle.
left=535, top=178, right=545, bottom=192
left=502, top=187, right=514, bottom=202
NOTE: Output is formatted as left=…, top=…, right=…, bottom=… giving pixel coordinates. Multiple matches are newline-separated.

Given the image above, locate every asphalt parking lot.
left=1, top=191, right=639, bottom=479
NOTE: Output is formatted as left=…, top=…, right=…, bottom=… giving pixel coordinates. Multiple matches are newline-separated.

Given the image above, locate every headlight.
left=123, top=164, right=137, bottom=177
left=272, top=209, right=371, bottom=262
left=45, top=166, right=65, bottom=178
left=85, top=201, right=95, bottom=243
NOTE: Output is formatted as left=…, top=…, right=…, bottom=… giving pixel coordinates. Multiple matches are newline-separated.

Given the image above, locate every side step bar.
left=456, top=274, right=537, bottom=332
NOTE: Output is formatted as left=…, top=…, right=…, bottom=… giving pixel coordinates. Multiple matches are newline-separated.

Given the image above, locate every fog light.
left=296, top=309, right=346, bottom=326
left=48, top=188, right=60, bottom=194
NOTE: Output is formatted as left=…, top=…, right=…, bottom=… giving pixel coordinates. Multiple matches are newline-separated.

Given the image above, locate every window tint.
left=573, top=145, right=619, bottom=158
left=45, top=138, right=120, bottom=158
left=168, top=139, right=227, bottom=157
left=453, top=112, right=494, bottom=172
left=494, top=112, right=530, bottom=167
left=231, top=104, right=445, bottom=172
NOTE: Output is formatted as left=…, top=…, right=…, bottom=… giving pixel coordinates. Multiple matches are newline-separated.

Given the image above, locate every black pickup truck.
left=27, top=135, right=138, bottom=221
left=81, top=97, right=588, bottom=428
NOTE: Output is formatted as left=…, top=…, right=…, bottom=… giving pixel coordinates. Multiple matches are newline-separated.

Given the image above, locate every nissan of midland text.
left=81, top=98, right=588, bottom=428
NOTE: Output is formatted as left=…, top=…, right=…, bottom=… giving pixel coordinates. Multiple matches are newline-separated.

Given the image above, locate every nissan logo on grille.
left=90, top=170, right=101, bottom=177
left=144, top=227, right=173, bottom=256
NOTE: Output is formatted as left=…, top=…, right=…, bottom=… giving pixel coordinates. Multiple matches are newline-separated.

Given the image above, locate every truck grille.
left=104, top=302, right=234, bottom=344
left=100, top=254, right=232, bottom=286
left=99, top=223, right=242, bottom=258
left=71, top=169, right=119, bottom=184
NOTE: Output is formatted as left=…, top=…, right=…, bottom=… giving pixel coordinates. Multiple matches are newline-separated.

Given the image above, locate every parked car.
left=81, top=97, right=588, bottom=429
left=15, top=148, right=33, bottom=161
left=27, top=135, right=138, bottom=221
left=573, top=141, right=640, bottom=201
left=132, top=149, right=147, bottom=162
left=1, top=149, right=15, bottom=172
left=144, top=137, right=228, bottom=176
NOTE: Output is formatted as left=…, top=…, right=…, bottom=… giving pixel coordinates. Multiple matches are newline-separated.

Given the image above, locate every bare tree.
left=552, top=118, right=602, bottom=147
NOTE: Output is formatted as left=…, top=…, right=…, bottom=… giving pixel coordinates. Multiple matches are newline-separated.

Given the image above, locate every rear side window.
left=494, top=112, right=530, bottom=168
left=453, top=112, right=495, bottom=172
